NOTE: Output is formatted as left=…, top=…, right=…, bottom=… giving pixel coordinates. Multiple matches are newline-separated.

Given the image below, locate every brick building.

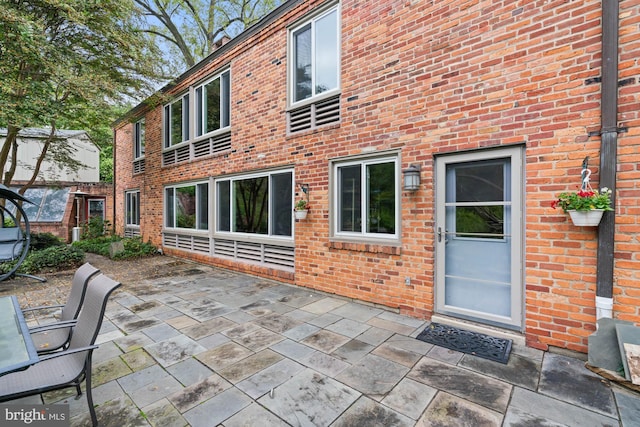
left=0, top=128, right=113, bottom=242
left=113, top=0, right=640, bottom=353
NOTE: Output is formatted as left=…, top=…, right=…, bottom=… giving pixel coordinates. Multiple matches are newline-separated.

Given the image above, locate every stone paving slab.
left=381, top=378, right=437, bottom=420
left=505, top=387, right=618, bottom=427
left=144, top=335, right=207, bottom=367
left=182, top=387, right=252, bottom=427
left=418, top=391, right=503, bottom=427
left=407, top=357, right=512, bottom=413
left=301, top=329, right=350, bottom=353
left=236, top=358, right=305, bottom=399
left=217, top=349, right=284, bottom=384
left=168, top=373, right=231, bottom=412
left=258, top=368, right=360, bottom=426
left=332, top=395, right=414, bottom=427
left=539, top=352, right=616, bottom=417
left=459, top=352, right=541, bottom=390
left=336, top=354, right=409, bottom=397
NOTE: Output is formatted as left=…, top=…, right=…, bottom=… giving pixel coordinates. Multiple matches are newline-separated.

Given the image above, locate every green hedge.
left=0, top=245, right=85, bottom=276
left=72, top=236, right=157, bottom=259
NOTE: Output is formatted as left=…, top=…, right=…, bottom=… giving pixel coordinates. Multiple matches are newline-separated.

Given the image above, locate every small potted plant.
left=294, top=199, right=309, bottom=220
left=551, top=187, right=613, bottom=226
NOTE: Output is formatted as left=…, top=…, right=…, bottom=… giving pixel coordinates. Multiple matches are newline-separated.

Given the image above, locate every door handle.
left=437, top=227, right=442, bottom=242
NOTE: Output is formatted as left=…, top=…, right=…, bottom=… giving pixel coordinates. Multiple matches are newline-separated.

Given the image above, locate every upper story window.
left=134, top=119, right=145, bottom=159
left=290, top=4, right=340, bottom=105
left=332, top=154, right=399, bottom=241
left=216, top=170, right=293, bottom=238
left=164, top=93, right=190, bottom=148
left=165, top=182, right=208, bottom=230
left=125, top=190, right=140, bottom=226
left=196, top=70, right=230, bottom=137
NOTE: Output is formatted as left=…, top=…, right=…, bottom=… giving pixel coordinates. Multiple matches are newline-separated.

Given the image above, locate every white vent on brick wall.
left=163, top=145, right=190, bottom=166
left=124, top=227, right=141, bottom=238
left=288, top=95, right=340, bottom=134
left=163, top=131, right=232, bottom=166
left=212, top=238, right=295, bottom=270
left=163, top=233, right=210, bottom=254
left=193, top=131, right=232, bottom=159
left=133, top=158, right=145, bottom=174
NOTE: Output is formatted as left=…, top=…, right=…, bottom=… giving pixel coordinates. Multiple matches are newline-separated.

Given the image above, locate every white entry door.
left=435, top=147, right=523, bottom=329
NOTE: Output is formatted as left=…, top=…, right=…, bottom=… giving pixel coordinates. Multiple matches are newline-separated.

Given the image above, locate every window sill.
left=328, top=240, right=401, bottom=255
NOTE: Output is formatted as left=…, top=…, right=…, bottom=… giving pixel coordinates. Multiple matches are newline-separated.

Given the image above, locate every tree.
left=0, top=0, right=162, bottom=189
left=134, top=0, right=283, bottom=73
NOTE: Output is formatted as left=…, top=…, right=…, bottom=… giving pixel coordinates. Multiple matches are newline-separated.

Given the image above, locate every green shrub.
left=30, top=232, right=64, bottom=251
left=113, top=238, right=158, bottom=259
left=82, top=217, right=112, bottom=239
left=18, top=245, right=85, bottom=274
left=72, top=235, right=120, bottom=257
left=73, top=236, right=157, bottom=260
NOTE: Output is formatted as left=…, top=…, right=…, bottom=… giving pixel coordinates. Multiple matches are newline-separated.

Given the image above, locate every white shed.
left=0, top=128, right=100, bottom=183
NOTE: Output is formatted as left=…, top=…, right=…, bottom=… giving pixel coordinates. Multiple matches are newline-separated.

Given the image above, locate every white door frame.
left=435, top=146, right=524, bottom=329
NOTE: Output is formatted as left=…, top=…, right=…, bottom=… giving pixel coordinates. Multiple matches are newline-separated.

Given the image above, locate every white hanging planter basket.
left=568, top=209, right=604, bottom=226
left=294, top=209, right=308, bottom=220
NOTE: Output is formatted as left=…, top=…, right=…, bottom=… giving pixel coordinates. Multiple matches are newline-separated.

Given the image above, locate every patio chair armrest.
left=22, top=304, right=65, bottom=313
left=38, top=345, right=99, bottom=362
left=29, top=320, right=77, bottom=333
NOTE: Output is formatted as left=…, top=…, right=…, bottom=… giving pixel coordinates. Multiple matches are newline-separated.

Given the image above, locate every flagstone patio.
left=4, top=256, right=640, bottom=426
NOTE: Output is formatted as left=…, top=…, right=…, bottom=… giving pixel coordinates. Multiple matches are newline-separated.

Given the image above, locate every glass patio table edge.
left=0, top=296, right=39, bottom=376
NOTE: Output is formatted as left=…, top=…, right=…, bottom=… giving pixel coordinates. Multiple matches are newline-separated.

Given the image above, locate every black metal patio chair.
left=24, top=262, right=100, bottom=354
left=0, top=273, right=121, bottom=427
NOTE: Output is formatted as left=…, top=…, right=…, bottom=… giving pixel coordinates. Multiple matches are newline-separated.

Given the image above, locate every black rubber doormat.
left=416, top=323, right=512, bottom=364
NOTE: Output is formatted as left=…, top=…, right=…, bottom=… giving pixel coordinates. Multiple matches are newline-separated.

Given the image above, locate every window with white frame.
left=125, top=190, right=140, bottom=226
left=165, top=182, right=208, bottom=230
left=196, top=70, right=230, bottom=137
left=216, top=170, right=293, bottom=237
left=290, top=3, right=340, bottom=104
left=333, top=155, right=399, bottom=240
left=164, top=93, right=190, bottom=147
left=134, top=119, right=145, bottom=159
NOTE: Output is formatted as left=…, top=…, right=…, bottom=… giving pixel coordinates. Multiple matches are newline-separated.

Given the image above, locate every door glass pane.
left=234, top=177, right=268, bottom=234
left=338, top=165, right=361, bottom=232
left=454, top=161, right=506, bottom=202
left=88, top=200, right=104, bottom=219
left=293, top=24, right=312, bottom=102
left=271, top=172, right=292, bottom=236
left=217, top=181, right=230, bottom=232
left=366, top=162, right=395, bottom=234
left=315, top=10, right=338, bottom=95
left=176, top=186, right=196, bottom=229
left=455, top=206, right=504, bottom=237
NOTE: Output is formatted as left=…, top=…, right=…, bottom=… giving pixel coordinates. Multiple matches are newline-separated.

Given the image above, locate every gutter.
left=595, top=0, right=620, bottom=319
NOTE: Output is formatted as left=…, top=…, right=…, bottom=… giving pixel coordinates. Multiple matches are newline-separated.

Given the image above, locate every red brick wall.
left=114, top=0, right=640, bottom=353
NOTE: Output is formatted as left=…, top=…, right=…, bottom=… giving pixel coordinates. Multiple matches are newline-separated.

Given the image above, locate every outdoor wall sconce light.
left=402, top=164, right=421, bottom=191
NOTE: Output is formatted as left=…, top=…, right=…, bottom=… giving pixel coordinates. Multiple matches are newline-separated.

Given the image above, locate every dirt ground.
left=0, top=253, right=195, bottom=310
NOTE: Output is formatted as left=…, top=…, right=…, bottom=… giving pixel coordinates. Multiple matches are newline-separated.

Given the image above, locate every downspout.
left=112, top=128, right=117, bottom=235
left=595, top=0, right=619, bottom=320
